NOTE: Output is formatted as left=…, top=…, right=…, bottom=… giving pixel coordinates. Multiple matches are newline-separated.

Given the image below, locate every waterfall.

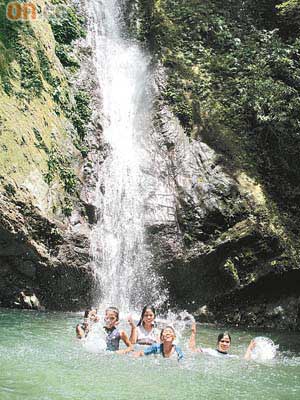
left=87, top=0, right=168, bottom=312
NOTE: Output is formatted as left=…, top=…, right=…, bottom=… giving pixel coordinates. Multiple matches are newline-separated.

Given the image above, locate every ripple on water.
left=1, top=310, right=300, bottom=400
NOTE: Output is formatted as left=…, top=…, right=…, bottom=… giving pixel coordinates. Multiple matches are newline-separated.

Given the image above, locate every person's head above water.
left=137, top=305, right=156, bottom=327
left=217, top=332, right=231, bottom=353
left=89, top=308, right=99, bottom=321
left=104, top=307, right=119, bottom=329
left=160, top=326, right=176, bottom=343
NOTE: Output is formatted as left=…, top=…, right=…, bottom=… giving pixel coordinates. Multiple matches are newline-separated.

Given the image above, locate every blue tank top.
left=105, top=327, right=121, bottom=351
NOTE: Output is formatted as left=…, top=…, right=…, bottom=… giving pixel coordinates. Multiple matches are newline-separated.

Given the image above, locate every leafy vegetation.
left=44, top=146, right=77, bottom=195
left=33, top=126, right=78, bottom=194
left=49, top=3, right=86, bottom=45
left=48, top=2, right=92, bottom=151
left=0, top=0, right=89, bottom=216
left=55, top=43, right=80, bottom=69
left=71, top=90, right=92, bottom=141
left=0, top=5, right=43, bottom=97
left=131, top=0, right=300, bottom=240
left=43, top=145, right=78, bottom=216
left=277, top=0, right=300, bottom=38
left=18, top=44, right=43, bottom=95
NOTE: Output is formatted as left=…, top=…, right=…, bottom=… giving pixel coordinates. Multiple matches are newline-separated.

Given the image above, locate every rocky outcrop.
left=0, top=188, right=96, bottom=310
left=144, top=66, right=300, bottom=330
left=206, top=270, right=300, bottom=330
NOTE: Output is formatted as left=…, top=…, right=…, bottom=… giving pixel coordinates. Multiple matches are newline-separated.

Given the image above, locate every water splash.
left=250, top=337, right=278, bottom=361
left=87, top=0, right=168, bottom=312
left=82, top=323, right=107, bottom=353
left=154, top=310, right=195, bottom=345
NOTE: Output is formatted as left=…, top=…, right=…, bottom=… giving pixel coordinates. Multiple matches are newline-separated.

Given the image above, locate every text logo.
left=6, top=1, right=37, bottom=21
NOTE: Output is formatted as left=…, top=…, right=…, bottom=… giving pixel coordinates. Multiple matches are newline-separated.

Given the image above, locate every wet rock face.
left=0, top=192, right=96, bottom=311
left=145, top=67, right=299, bottom=330
left=206, top=269, right=300, bottom=330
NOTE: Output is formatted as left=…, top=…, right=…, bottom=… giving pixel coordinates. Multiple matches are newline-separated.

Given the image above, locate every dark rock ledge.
left=0, top=191, right=96, bottom=310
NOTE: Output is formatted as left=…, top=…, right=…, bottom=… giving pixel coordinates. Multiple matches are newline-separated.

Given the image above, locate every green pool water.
left=1, top=309, right=299, bottom=400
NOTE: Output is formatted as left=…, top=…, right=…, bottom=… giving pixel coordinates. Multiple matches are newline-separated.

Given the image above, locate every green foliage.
left=47, top=4, right=91, bottom=152
left=17, top=43, right=43, bottom=95
left=162, top=71, right=194, bottom=131
left=279, top=0, right=300, bottom=13
left=44, top=146, right=78, bottom=195
left=44, top=145, right=77, bottom=216
left=55, top=43, right=80, bottom=70
left=71, top=90, right=92, bottom=141
left=61, top=197, right=73, bottom=217
left=0, top=7, right=44, bottom=96
left=4, top=183, right=16, bottom=196
left=0, top=42, right=14, bottom=92
left=33, top=127, right=48, bottom=152
left=52, top=85, right=71, bottom=111
left=74, top=142, right=89, bottom=158
left=133, top=0, right=300, bottom=235
left=49, top=5, right=86, bottom=45
left=37, top=48, right=60, bottom=87
left=199, top=30, right=300, bottom=213
left=277, top=0, right=300, bottom=38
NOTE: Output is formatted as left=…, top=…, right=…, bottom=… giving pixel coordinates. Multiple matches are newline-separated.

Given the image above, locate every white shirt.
left=136, top=325, right=160, bottom=345
left=201, top=348, right=238, bottom=358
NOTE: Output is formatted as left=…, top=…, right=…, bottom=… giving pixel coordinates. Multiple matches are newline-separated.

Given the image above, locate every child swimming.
left=104, top=307, right=133, bottom=354
left=134, top=326, right=183, bottom=361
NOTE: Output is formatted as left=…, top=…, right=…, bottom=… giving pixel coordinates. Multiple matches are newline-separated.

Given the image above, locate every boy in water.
left=134, top=326, right=183, bottom=361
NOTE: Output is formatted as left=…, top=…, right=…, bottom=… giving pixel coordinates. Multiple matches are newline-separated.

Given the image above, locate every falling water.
left=87, top=0, right=167, bottom=311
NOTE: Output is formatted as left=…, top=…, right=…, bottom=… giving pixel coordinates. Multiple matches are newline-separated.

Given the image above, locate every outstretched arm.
left=189, top=322, right=197, bottom=351
left=133, top=350, right=145, bottom=357
left=76, top=323, right=88, bottom=339
left=244, top=339, right=256, bottom=360
left=116, top=331, right=133, bottom=354
left=133, top=344, right=156, bottom=358
left=128, top=315, right=138, bottom=344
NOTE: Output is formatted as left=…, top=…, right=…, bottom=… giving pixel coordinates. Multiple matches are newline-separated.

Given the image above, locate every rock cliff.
left=1, top=0, right=299, bottom=331
left=127, top=0, right=300, bottom=330
left=0, top=0, right=98, bottom=309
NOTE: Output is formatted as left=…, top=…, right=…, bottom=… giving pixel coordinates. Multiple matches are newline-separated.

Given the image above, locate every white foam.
left=250, top=336, right=278, bottom=361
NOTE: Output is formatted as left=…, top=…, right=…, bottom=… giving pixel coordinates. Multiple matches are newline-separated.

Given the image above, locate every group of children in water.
left=76, top=305, right=257, bottom=361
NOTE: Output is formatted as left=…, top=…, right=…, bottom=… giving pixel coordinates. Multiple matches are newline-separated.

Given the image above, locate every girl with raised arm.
left=128, top=305, right=160, bottom=346
left=189, top=322, right=256, bottom=359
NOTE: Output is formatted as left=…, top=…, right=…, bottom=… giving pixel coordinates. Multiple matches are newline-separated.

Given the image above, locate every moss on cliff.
left=0, top=0, right=91, bottom=217
left=0, top=0, right=96, bottom=310
left=129, top=0, right=300, bottom=264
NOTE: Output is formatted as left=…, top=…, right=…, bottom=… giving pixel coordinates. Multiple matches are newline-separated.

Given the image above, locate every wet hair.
left=84, top=309, right=91, bottom=318
left=137, top=305, right=156, bottom=327
left=160, top=325, right=176, bottom=340
left=217, top=331, right=231, bottom=343
left=105, top=306, right=119, bottom=321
